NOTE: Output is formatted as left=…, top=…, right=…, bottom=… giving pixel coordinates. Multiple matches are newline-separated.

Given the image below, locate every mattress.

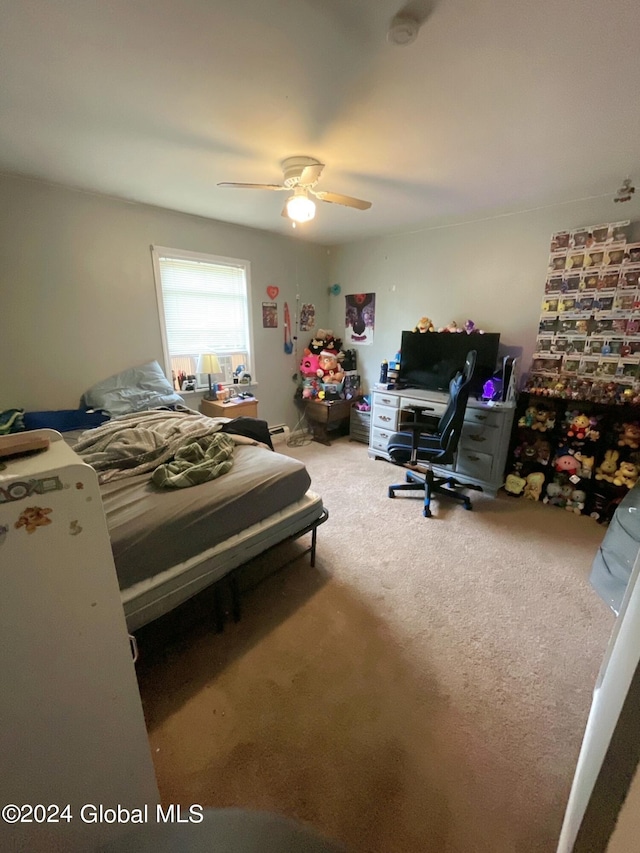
left=122, top=489, right=324, bottom=631
left=97, top=443, right=312, bottom=589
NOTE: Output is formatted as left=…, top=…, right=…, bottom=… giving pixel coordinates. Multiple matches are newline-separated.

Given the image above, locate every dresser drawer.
left=460, top=422, right=500, bottom=456
left=373, top=392, right=400, bottom=409
left=464, top=407, right=503, bottom=429
left=371, top=405, right=398, bottom=431
left=456, top=448, right=494, bottom=481
left=371, top=426, right=395, bottom=454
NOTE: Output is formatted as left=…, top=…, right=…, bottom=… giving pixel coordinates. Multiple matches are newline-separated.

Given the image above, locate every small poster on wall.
left=299, top=303, right=316, bottom=332
left=262, top=302, right=277, bottom=328
left=345, top=293, right=375, bottom=345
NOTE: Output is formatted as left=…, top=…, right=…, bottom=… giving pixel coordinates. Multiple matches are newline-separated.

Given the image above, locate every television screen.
left=398, top=330, right=501, bottom=393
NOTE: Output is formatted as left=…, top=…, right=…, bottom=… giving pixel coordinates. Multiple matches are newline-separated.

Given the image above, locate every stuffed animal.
left=439, top=320, right=460, bottom=333
left=518, top=406, right=537, bottom=428
left=317, top=350, right=345, bottom=385
left=595, top=449, right=620, bottom=482
left=566, top=489, right=587, bottom=514
left=566, top=413, right=591, bottom=440
left=504, top=473, right=526, bottom=496
left=413, top=317, right=434, bottom=333
left=534, top=438, right=552, bottom=465
left=574, top=452, right=595, bottom=479
left=613, top=460, right=639, bottom=489
left=618, top=422, right=640, bottom=450
left=531, top=407, right=555, bottom=432
left=554, top=453, right=581, bottom=477
left=543, top=481, right=564, bottom=506
left=299, top=350, right=321, bottom=377
left=523, top=472, right=545, bottom=501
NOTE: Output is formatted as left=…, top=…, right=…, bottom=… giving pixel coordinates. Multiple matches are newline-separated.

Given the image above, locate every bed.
left=22, top=362, right=327, bottom=631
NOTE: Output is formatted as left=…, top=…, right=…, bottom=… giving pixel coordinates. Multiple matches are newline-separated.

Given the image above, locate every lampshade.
left=197, top=353, right=221, bottom=375
left=286, top=189, right=316, bottom=223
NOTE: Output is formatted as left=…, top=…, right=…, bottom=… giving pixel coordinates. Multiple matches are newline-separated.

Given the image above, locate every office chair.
left=387, top=350, right=481, bottom=517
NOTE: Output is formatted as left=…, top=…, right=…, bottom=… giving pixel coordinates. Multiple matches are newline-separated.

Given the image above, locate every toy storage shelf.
left=505, top=391, right=640, bottom=522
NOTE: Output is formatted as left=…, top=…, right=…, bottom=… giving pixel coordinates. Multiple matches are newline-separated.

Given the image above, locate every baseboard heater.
left=269, top=424, right=291, bottom=445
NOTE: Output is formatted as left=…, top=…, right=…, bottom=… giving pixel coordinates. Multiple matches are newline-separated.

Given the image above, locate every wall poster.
left=345, top=293, right=375, bottom=345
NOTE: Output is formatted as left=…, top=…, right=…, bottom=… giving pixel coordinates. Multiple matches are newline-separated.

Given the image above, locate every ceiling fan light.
left=286, top=191, right=316, bottom=223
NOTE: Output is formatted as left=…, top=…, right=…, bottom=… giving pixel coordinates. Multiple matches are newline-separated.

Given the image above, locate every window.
left=151, top=246, right=253, bottom=390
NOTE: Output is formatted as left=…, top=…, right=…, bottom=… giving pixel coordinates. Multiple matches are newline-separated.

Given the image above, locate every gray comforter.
left=74, top=408, right=232, bottom=485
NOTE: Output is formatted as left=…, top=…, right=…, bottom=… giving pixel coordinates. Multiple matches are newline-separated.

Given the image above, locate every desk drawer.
left=374, top=392, right=400, bottom=409
left=371, top=427, right=394, bottom=454
left=456, top=448, right=494, bottom=481
left=372, top=405, right=398, bottom=431
left=460, top=422, right=500, bottom=456
left=465, top=407, right=503, bottom=429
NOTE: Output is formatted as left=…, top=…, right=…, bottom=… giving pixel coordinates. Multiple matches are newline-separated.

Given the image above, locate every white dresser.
left=0, top=430, right=159, bottom=852
left=368, top=388, right=515, bottom=496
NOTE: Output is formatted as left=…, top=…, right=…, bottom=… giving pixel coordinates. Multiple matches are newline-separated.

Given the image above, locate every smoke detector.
left=387, top=14, right=420, bottom=46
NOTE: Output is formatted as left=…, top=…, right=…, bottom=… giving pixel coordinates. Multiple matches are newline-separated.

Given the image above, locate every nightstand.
left=200, top=397, right=259, bottom=419
left=303, top=398, right=352, bottom=445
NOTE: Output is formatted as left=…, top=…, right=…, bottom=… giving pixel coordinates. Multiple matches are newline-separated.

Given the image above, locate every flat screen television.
left=397, top=330, right=501, bottom=394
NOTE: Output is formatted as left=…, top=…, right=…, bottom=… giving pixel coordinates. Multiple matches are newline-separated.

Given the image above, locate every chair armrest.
left=398, top=421, right=439, bottom=434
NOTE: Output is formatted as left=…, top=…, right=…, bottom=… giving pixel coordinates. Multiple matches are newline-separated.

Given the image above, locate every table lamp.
left=196, top=353, right=221, bottom=400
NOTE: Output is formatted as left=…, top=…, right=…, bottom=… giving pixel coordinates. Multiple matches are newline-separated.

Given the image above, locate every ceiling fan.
left=217, top=156, right=372, bottom=224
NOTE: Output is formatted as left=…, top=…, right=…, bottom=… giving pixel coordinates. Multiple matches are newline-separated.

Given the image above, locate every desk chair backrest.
left=435, top=349, right=477, bottom=460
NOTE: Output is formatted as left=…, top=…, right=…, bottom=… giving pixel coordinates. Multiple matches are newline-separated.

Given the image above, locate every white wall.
left=0, top=173, right=329, bottom=428
left=327, top=197, right=640, bottom=393
left=4, top=172, right=640, bottom=426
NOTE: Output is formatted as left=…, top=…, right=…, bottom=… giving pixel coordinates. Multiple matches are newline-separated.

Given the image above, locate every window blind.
left=157, top=255, right=249, bottom=357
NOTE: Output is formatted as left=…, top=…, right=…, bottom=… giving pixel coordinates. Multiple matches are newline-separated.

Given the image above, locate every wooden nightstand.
left=200, top=397, right=259, bottom=419
left=303, top=398, right=352, bottom=445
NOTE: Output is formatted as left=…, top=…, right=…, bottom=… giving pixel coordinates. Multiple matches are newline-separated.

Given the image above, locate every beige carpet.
left=136, top=436, right=615, bottom=853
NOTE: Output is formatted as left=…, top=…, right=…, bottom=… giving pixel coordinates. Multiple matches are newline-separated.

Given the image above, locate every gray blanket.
left=74, top=408, right=231, bottom=484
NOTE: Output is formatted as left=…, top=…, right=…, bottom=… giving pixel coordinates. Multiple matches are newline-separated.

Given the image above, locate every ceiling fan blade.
left=217, top=182, right=287, bottom=191
left=313, top=190, right=372, bottom=210
left=298, top=163, right=325, bottom=185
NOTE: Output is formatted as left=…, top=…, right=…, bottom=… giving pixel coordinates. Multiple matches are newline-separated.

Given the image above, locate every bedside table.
left=303, top=399, right=351, bottom=445
left=200, top=398, right=259, bottom=419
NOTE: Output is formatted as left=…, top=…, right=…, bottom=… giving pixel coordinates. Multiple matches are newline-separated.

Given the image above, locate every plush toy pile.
left=298, top=329, right=346, bottom=400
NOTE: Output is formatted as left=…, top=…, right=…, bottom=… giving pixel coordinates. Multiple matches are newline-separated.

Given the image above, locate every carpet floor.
left=135, top=436, right=615, bottom=853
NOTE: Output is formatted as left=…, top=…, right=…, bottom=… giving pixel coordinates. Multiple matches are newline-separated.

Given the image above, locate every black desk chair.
left=387, top=350, right=481, bottom=517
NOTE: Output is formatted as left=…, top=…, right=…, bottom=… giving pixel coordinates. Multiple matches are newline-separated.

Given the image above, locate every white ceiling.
left=1, top=0, right=639, bottom=245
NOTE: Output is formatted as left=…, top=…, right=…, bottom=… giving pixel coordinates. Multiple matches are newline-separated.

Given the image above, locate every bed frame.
left=122, top=490, right=328, bottom=633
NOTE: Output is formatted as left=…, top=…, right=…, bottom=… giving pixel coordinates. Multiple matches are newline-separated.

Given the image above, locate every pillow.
left=80, top=361, right=185, bottom=417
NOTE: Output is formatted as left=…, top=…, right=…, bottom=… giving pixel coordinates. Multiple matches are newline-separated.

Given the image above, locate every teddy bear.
left=413, top=317, right=434, bottom=333
left=317, top=350, right=345, bottom=385
left=595, top=449, right=620, bottom=482
left=523, top=472, right=546, bottom=501
left=618, top=422, right=640, bottom=450
left=613, top=460, right=639, bottom=489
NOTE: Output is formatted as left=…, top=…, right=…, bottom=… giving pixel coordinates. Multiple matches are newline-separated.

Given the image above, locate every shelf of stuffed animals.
left=527, top=218, right=640, bottom=408
left=503, top=391, right=640, bottom=523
